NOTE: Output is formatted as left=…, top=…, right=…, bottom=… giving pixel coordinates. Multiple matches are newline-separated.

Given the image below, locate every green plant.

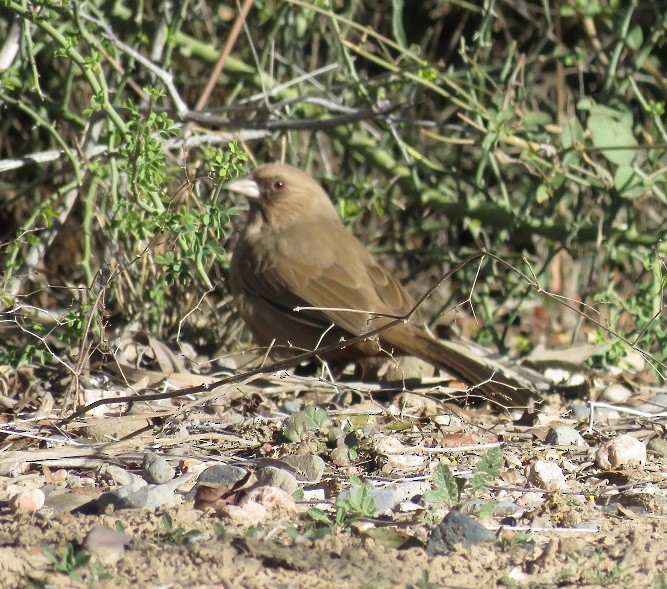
left=300, top=477, right=378, bottom=538
left=158, top=513, right=201, bottom=545
left=590, top=244, right=667, bottom=376
left=282, top=406, right=330, bottom=443
left=424, top=448, right=503, bottom=508
left=41, top=543, right=111, bottom=584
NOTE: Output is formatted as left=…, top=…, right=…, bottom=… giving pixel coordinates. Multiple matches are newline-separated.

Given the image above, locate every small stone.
left=647, top=437, right=667, bottom=458
left=525, top=459, right=567, bottom=491
left=243, top=486, right=297, bottom=513
left=282, top=400, right=302, bottom=414
left=600, top=383, right=632, bottom=403
left=45, top=493, right=96, bottom=514
left=98, top=464, right=142, bottom=487
left=545, top=426, right=587, bottom=447
left=84, top=526, right=132, bottom=553
left=426, top=510, right=495, bottom=555
left=9, top=488, right=45, bottom=512
left=82, top=415, right=151, bottom=442
left=95, top=476, right=189, bottom=511
left=195, top=465, right=247, bottom=486
left=330, top=446, right=351, bottom=467
left=254, top=467, right=298, bottom=494
left=596, top=434, right=646, bottom=469
left=635, top=393, right=667, bottom=414
left=142, top=451, right=176, bottom=484
left=222, top=501, right=267, bottom=525
left=337, top=484, right=399, bottom=514
left=569, top=402, right=590, bottom=422
left=281, top=455, right=325, bottom=482
left=383, top=356, right=435, bottom=381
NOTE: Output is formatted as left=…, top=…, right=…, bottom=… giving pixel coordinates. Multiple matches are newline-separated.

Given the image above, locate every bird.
left=227, top=163, right=539, bottom=408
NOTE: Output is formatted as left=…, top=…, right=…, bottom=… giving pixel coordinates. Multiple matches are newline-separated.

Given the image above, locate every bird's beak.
left=227, top=176, right=260, bottom=200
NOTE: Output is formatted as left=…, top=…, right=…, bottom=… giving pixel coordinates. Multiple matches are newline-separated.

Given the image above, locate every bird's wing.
left=260, top=218, right=416, bottom=337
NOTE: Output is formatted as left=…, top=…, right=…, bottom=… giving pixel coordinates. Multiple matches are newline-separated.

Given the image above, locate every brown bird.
left=228, top=164, right=539, bottom=407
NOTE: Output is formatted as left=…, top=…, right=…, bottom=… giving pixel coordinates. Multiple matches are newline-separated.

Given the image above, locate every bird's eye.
left=272, top=179, right=285, bottom=191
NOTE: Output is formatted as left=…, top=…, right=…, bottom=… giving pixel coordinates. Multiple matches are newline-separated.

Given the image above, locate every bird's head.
left=227, top=164, right=339, bottom=228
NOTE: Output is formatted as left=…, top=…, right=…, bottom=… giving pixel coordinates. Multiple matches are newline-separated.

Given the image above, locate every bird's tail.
left=384, top=324, right=542, bottom=408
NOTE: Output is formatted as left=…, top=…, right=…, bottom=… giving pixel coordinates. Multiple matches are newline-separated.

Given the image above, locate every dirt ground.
left=0, top=499, right=665, bottom=588
left=1, top=366, right=666, bottom=588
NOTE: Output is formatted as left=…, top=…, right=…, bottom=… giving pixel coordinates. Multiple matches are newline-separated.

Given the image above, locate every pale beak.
left=227, top=176, right=260, bottom=200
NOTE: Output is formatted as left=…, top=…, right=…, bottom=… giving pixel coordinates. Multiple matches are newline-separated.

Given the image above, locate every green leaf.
left=391, top=0, right=407, bottom=48
left=561, top=116, right=584, bottom=149
left=535, top=184, right=550, bottom=204
left=614, top=165, right=643, bottom=197
left=626, top=24, right=643, bottom=51
left=587, top=106, right=638, bottom=166
left=362, top=527, right=413, bottom=549
left=523, top=111, right=551, bottom=132
left=423, top=462, right=459, bottom=506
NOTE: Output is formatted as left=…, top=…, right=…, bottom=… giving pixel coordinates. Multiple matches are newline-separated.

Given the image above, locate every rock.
left=647, top=437, right=667, bottom=458
left=525, top=460, right=567, bottom=491
left=195, top=464, right=247, bottom=486
left=95, top=475, right=189, bottom=511
left=635, top=393, right=667, bottom=414
left=330, top=446, right=351, bottom=467
left=244, top=486, right=297, bottom=513
left=142, top=451, right=176, bottom=484
left=337, top=484, right=399, bottom=514
left=82, top=415, right=151, bottom=442
left=222, top=501, right=267, bottom=525
left=383, top=356, right=435, bottom=381
left=600, top=383, right=632, bottom=403
left=185, top=464, right=248, bottom=501
left=98, top=464, right=143, bottom=487
left=254, top=466, right=298, bottom=494
left=84, top=526, right=132, bottom=564
left=596, top=434, right=646, bottom=469
left=545, top=426, right=587, bottom=447
left=45, top=493, right=97, bottom=514
left=282, top=455, right=325, bottom=483
left=9, top=488, right=45, bottom=512
left=282, top=400, right=302, bottom=414
left=569, top=402, right=590, bottom=422
left=426, top=510, right=495, bottom=555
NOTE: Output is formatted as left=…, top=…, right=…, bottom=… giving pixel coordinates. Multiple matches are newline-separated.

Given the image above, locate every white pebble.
left=596, top=434, right=646, bottom=469
left=9, top=488, right=45, bottom=512
left=600, top=383, right=632, bottom=403
left=525, top=459, right=567, bottom=491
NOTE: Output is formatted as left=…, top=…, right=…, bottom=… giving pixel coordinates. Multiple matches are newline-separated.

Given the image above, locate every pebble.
left=83, top=526, right=132, bottom=554
left=595, top=434, right=646, bottom=469
left=426, top=510, right=495, bottom=555
left=525, top=460, right=567, bottom=491
left=337, top=484, right=399, bottom=514
left=98, top=464, right=143, bottom=487
left=95, top=476, right=189, bottom=511
left=569, top=402, right=590, bottom=422
left=45, top=493, right=96, bottom=514
left=545, top=426, right=587, bottom=447
left=254, top=466, right=298, bottom=494
left=600, top=383, right=632, bottom=403
left=647, top=437, right=667, bottom=458
left=281, top=455, right=325, bottom=483
left=142, top=451, right=176, bottom=484
left=194, top=464, right=247, bottom=486
left=9, top=488, right=45, bottom=512
left=243, top=486, right=297, bottom=513
left=330, top=446, right=352, bottom=467
left=635, top=393, right=667, bottom=414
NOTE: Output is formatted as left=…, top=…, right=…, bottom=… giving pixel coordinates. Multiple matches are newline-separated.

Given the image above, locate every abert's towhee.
left=228, top=164, right=537, bottom=407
